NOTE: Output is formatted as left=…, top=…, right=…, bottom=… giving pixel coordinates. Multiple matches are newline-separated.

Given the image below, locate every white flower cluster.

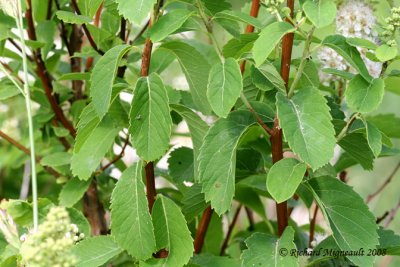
left=20, top=207, right=83, bottom=267
left=382, top=7, right=400, bottom=46
left=318, top=0, right=382, bottom=86
left=263, top=0, right=285, bottom=15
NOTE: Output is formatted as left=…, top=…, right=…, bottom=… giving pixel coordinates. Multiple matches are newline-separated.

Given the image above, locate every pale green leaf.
left=129, top=73, right=172, bottom=161
left=338, top=133, right=374, bottom=170
left=376, top=44, right=397, bottom=62
left=276, top=87, right=336, bottom=170
left=345, top=75, right=384, bottom=113
left=41, top=152, right=71, bottom=167
left=368, top=114, right=400, bottom=138
left=79, top=0, right=103, bottom=18
left=213, top=10, right=263, bottom=29
left=56, top=11, right=91, bottom=24
left=59, top=177, right=91, bottom=207
left=222, top=33, right=258, bottom=59
left=241, top=227, right=299, bottom=267
left=168, top=147, right=194, bottom=184
left=71, top=116, right=120, bottom=180
left=170, top=104, right=209, bottom=182
left=90, top=44, right=131, bottom=119
left=363, top=120, right=382, bottom=157
left=198, top=110, right=256, bottom=215
left=115, top=0, right=157, bottom=25
left=253, top=22, right=294, bottom=66
left=147, top=10, right=193, bottom=42
left=306, top=176, right=379, bottom=267
left=303, top=0, right=336, bottom=28
left=0, top=84, right=20, bottom=100
left=346, top=37, right=378, bottom=50
left=147, top=195, right=193, bottom=267
left=161, top=41, right=212, bottom=114
left=207, top=58, right=242, bottom=118
left=110, top=162, right=156, bottom=260
left=253, top=63, right=286, bottom=92
left=267, top=158, right=307, bottom=203
left=72, top=236, right=123, bottom=267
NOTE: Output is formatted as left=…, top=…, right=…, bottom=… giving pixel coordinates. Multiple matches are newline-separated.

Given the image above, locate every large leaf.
left=90, top=44, right=131, bottom=119
left=368, top=114, right=400, bottom=138
left=147, top=9, right=193, bottom=42
left=129, top=73, right=172, bottom=161
left=267, top=158, right=307, bottom=203
left=253, top=22, right=294, bottom=66
left=71, top=116, right=120, bottom=180
left=276, top=87, right=336, bottom=170
left=161, top=42, right=211, bottom=114
left=72, top=236, right=123, bottom=267
left=306, top=176, right=379, bottom=266
left=115, top=0, right=157, bottom=25
left=345, top=75, right=384, bottom=113
left=110, top=162, right=156, bottom=260
left=207, top=58, right=242, bottom=118
left=303, top=0, right=336, bottom=28
left=170, top=104, right=209, bottom=181
left=198, top=110, right=256, bottom=215
left=241, top=227, right=299, bottom=267
left=147, top=195, right=193, bottom=267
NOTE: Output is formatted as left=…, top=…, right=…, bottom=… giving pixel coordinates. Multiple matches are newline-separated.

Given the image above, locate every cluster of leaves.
left=1, top=0, right=400, bottom=266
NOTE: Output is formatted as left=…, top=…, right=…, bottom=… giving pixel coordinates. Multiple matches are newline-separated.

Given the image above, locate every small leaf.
left=168, top=147, right=194, bottom=184
left=253, top=22, right=294, bottom=66
left=303, top=0, right=336, bottom=28
left=115, top=0, right=157, bottom=25
left=110, top=162, right=156, bottom=260
left=56, top=11, right=91, bottom=24
left=207, top=58, right=243, bottom=118
left=345, top=74, right=384, bottom=113
left=222, top=33, right=258, bottom=59
left=72, top=236, right=123, bottom=267
left=90, top=44, right=131, bottom=119
left=252, top=63, right=286, bottom=92
left=276, top=87, right=336, bottom=170
left=198, top=110, right=256, bottom=215
left=376, top=44, right=397, bottom=62
left=378, top=228, right=400, bottom=255
left=129, top=73, right=172, bottom=161
left=363, top=120, right=382, bottom=157
left=241, top=227, right=299, bottom=267
left=149, top=195, right=193, bottom=267
left=267, top=158, right=307, bottom=203
left=306, top=176, right=379, bottom=267
left=147, top=10, right=193, bottom=42
left=41, top=152, right=71, bottom=167
left=338, top=133, right=374, bottom=170
left=59, top=177, right=91, bottom=208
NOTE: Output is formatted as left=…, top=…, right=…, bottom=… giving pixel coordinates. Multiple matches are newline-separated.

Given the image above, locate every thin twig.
left=385, top=199, right=400, bottom=227
left=46, top=0, right=53, bottom=20
left=220, top=205, right=242, bottom=255
left=7, top=38, right=34, bottom=62
left=194, top=206, right=213, bottom=254
left=309, top=205, right=319, bottom=247
left=336, top=112, right=359, bottom=142
left=376, top=211, right=389, bottom=224
left=367, top=162, right=400, bottom=203
left=245, top=207, right=255, bottom=230
left=96, top=138, right=129, bottom=174
left=85, top=3, right=103, bottom=71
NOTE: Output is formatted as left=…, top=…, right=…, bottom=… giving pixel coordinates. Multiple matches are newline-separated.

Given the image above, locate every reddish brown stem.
left=280, top=0, right=295, bottom=91
left=97, top=138, right=129, bottom=174
left=83, top=181, right=108, bottom=235
left=245, top=207, right=255, bottom=230
left=220, top=205, right=242, bottom=255
left=84, top=3, right=103, bottom=71
left=367, top=162, right=400, bottom=203
left=194, top=206, right=213, bottom=254
left=7, top=38, right=34, bottom=62
left=309, top=205, right=319, bottom=247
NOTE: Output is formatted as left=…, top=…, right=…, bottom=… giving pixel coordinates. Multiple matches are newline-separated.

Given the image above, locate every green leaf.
left=58, top=72, right=91, bottom=81
left=147, top=10, right=193, bottom=42
left=161, top=41, right=211, bottom=114
left=129, top=73, right=172, bottom=161
left=276, top=87, right=336, bottom=170
left=72, top=236, right=123, bottom=267
left=267, top=158, right=307, bottom=203
left=170, top=104, right=209, bottom=182
left=110, top=162, right=156, bottom=260
left=149, top=195, right=193, bottom=267
left=303, top=0, right=336, bottom=28
left=338, top=133, right=374, bottom=170
left=322, top=35, right=371, bottom=81
left=213, top=10, right=263, bottom=29
left=40, top=152, right=71, bottom=167
left=115, top=0, right=157, bottom=25
left=368, top=114, right=400, bottom=138
left=376, top=44, right=397, bottom=62
left=168, top=147, right=194, bottom=184
left=346, top=37, right=378, bottom=50
left=181, top=184, right=207, bottom=222
left=0, top=84, right=20, bottom=100
left=378, top=228, right=400, bottom=255
left=253, top=22, right=294, bottom=66
left=198, top=110, right=256, bottom=215
left=190, top=254, right=240, bottom=267
left=363, top=120, right=382, bottom=157
left=90, top=44, right=131, bottom=119
left=55, top=11, right=92, bottom=24
left=306, top=176, right=379, bottom=267
left=79, top=0, right=104, bottom=18
left=322, top=68, right=355, bottom=80
left=222, top=33, right=258, bottom=59
left=207, top=58, right=242, bottom=118
left=59, top=177, right=91, bottom=207
left=345, top=75, right=384, bottom=113
left=241, top=227, right=299, bottom=267
left=71, top=116, right=120, bottom=180
left=253, top=63, right=286, bottom=92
